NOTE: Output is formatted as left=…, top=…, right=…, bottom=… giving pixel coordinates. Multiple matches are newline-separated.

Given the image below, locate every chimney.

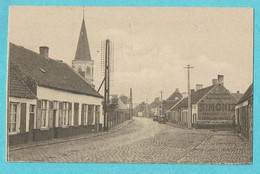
left=218, top=75, right=224, bottom=85
left=196, top=84, right=203, bottom=91
left=237, top=91, right=240, bottom=94
left=39, top=46, right=49, bottom=58
left=191, top=89, right=195, bottom=94
left=175, top=88, right=179, bottom=92
left=212, top=79, right=218, bottom=85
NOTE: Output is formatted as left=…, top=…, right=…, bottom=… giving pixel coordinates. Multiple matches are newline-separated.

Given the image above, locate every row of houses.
left=136, top=75, right=253, bottom=141
left=7, top=17, right=131, bottom=146
left=166, top=76, right=253, bottom=141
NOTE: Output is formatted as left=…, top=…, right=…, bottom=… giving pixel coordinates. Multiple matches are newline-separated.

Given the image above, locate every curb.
left=10, top=119, right=134, bottom=152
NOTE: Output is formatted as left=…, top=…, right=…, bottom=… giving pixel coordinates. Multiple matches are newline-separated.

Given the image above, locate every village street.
left=8, top=117, right=252, bottom=164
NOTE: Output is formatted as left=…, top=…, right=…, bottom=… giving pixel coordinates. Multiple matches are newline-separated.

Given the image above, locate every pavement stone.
left=8, top=117, right=252, bottom=164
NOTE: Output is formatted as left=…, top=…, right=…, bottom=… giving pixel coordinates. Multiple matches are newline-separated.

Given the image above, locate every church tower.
left=72, top=17, right=94, bottom=85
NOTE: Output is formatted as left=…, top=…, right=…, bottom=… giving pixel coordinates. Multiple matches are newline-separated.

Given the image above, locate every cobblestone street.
left=8, top=117, right=252, bottom=164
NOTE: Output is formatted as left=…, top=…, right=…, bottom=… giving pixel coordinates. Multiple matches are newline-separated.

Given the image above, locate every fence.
left=107, top=109, right=130, bottom=129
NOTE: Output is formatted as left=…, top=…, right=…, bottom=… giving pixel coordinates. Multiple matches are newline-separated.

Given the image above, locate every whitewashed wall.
left=37, top=86, right=103, bottom=126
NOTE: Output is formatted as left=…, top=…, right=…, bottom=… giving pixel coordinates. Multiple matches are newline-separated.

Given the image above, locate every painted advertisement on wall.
left=198, top=84, right=238, bottom=123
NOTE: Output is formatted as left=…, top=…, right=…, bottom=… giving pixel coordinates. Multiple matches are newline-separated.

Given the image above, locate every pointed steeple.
left=74, top=18, right=92, bottom=61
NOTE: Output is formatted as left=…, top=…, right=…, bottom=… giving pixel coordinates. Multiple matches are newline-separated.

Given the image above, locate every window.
left=82, top=104, right=88, bottom=125
left=88, top=105, right=94, bottom=125
left=9, top=103, right=18, bottom=133
left=61, top=102, right=68, bottom=126
left=41, top=100, right=48, bottom=128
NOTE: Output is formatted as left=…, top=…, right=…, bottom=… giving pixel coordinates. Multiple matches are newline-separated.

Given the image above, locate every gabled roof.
left=74, top=18, right=92, bottom=61
left=167, top=89, right=182, bottom=100
left=9, top=66, right=37, bottom=99
left=9, top=43, right=102, bottom=98
left=232, top=92, right=244, bottom=101
left=149, top=98, right=161, bottom=108
left=171, top=84, right=216, bottom=110
left=238, top=83, right=253, bottom=104
left=163, top=99, right=180, bottom=110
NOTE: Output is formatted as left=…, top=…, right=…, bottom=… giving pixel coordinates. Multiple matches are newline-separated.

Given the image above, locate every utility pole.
left=184, top=65, right=194, bottom=129
left=104, top=39, right=110, bottom=131
left=160, top=91, right=163, bottom=116
left=146, top=98, right=149, bottom=117
left=129, top=88, right=133, bottom=119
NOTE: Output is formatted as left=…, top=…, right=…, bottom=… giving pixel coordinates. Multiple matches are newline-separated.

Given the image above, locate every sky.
left=8, top=6, right=253, bottom=104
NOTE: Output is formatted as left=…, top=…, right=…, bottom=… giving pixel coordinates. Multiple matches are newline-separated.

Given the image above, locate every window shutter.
left=48, top=101, right=53, bottom=128
left=36, top=108, right=41, bottom=129
left=81, top=104, right=84, bottom=126
left=59, top=102, right=63, bottom=127
left=20, top=103, right=26, bottom=133
left=74, top=103, right=79, bottom=127
left=68, top=103, right=72, bottom=126
left=49, top=109, right=53, bottom=128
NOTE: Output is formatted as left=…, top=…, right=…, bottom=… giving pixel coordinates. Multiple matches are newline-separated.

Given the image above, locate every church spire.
left=74, top=11, right=92, bottom=61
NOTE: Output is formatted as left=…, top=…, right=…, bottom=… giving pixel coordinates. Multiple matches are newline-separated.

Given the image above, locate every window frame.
left=9, top=102, right=19, bottom=134
left=41, top=100, right=48, bottom=129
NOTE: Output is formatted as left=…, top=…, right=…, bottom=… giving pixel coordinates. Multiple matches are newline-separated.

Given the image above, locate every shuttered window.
left=9, top=103, right=18, bottom=133
left=41, top=100, right=48, bottom=128
left=60, top=102, right=71, bottom=127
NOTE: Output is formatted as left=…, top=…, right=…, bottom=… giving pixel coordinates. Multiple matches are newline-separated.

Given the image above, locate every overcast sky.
left=9, top=6, right=253, bottom=104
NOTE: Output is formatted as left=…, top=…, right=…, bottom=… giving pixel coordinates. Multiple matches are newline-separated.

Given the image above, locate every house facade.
left=170, top=75, right=238, bottom=128
left=8, top=42, right=103, bottom=146
left=235, top=84, right=253, bottom=141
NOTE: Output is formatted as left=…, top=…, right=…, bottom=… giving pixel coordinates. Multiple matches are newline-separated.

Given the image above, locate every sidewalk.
left=9, top=119, right=134, bottom=152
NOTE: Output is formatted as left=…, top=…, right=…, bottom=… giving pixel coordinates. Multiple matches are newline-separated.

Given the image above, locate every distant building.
left=232, top=91, right=244, bottom=101
left=235, top=84, right=253, bottom=141
left=170, top=75, right=238, bottom=128
left=8, top=43, right=103, bottom=146
left=72, top=18, right=94, bottom=86
left=149, top=97, right=161, bottom=117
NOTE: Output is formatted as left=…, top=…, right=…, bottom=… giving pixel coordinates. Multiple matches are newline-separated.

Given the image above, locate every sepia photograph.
left=6, top=6, right=253, bottom=164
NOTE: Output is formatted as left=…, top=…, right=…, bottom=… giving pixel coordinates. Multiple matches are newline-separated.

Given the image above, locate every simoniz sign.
left=199, top=103, right=236, bottom=112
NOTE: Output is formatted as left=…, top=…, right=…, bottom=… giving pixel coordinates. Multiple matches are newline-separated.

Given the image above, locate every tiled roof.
left=171, top=84, right=216, bottom=110
left=163, top=100, right=180, bottom=110
left=74, top=18, right=92, bottom=61
left=9, top=43, right=102, bottom=98
left=149, top=98, right=161, bottom=108
left=232, top=92, right=244, bottom=101
left=9, top=66, right=37, bottom=99
left=238, top=83, right=253, bottom=104
left=167, top=90, right=182, bottom=100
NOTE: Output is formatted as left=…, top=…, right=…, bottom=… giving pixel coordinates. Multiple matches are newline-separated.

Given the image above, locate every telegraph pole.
left=104, top=39, right=110, bottom=131
left=184, top=65, right=194, bottom=129
left=129, top=88, right=133, bottom=119
left=160, top=91, right=163, bottom=116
